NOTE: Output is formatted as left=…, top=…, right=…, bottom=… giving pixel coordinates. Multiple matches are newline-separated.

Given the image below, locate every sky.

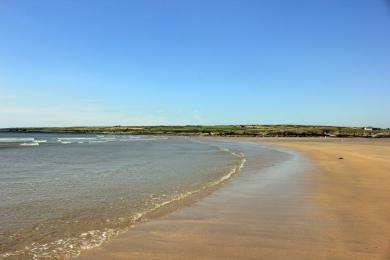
left=0, top=0, right=389, bottom=128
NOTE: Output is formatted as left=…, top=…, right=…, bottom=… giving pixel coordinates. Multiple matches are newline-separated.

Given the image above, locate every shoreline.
left=77, top=137, right=390, bottom=259
left=76, top=139, right=311, bottom=259
left=74, top=139, right=293, bottom=259
left=0, top=137, right=249, bottom=259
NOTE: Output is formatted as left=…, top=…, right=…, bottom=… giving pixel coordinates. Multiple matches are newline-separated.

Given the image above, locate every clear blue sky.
left=1, top=0, right=389, bottom=127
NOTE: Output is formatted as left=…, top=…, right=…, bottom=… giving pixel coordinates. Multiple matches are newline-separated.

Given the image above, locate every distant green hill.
left=1, top=125, right=389, bottom=138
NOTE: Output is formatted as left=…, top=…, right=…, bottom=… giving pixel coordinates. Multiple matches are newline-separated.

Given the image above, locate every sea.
left=0, top=132, right=248, bottom=259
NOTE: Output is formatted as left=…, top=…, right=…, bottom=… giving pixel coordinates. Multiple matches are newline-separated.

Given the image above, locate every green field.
left=1, top=125, right=389, bottom=138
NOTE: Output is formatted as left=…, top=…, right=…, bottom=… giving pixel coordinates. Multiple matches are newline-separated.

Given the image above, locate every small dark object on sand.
left=338, top=157, right=344, bottom=160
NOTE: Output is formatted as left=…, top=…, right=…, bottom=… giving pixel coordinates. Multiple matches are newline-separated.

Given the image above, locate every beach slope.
left=78, top=138, right=390, bottom=259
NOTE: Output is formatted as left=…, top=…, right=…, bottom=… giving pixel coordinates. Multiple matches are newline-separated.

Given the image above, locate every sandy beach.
left=262, top=138, right=390, bottom=258
left=77, top=138, right=390, bottom=259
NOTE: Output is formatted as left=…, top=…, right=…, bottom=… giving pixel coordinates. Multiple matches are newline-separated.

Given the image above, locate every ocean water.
left=0, top=132, right=246, bottom=259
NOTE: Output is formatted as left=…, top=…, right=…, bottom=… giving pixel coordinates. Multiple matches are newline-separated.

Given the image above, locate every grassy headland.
left=1, top=125, right=389, bottom=138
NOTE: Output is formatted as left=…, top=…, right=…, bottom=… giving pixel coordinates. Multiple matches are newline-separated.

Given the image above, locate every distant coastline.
left=1, top=125, right=389, bottom=138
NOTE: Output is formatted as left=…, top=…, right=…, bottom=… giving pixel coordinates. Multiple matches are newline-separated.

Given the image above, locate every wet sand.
left=77, top=138, right=390, bottom=259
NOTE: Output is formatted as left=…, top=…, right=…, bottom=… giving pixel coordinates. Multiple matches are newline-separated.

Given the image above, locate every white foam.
left=210, top=156, right=246, bottom=186
left=33, top=139, right=47, bottom=143
left=0, top=138, right=35, bottom=143
left=20, top=142, right=39, bottom=146
left=231, top=151, right=245, bottom=158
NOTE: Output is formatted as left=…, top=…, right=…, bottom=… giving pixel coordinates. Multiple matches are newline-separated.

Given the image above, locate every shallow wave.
left=54, top=136, right=167, bottom=145
left=20, top=142, right=39, bottom=146
left=57, top=137, right=97, bottom=140
left=0, top=138, right=35, bottom=143
left=33, top=139, right=47, bottom=143
left=1, top=148, right=246, bottom=259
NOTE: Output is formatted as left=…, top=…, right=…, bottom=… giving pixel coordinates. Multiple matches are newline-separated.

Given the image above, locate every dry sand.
left=77, top=138, right=390, bottom=259
left=262, top=138, right=390, bottom=259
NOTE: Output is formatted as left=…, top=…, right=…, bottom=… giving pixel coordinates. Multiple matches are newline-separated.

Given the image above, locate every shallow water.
left=0, top=133, right=247, bottom=259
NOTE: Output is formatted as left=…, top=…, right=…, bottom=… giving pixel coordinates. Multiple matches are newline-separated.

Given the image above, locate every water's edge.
left=1, top=138, right=293, bottom=259
left=75, top=139, right=297, bottom=259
